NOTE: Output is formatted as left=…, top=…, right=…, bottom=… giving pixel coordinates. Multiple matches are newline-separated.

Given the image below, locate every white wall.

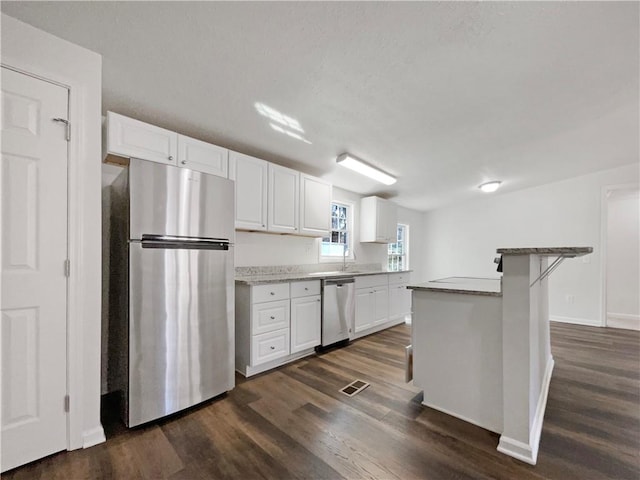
left=606, top=189, right=640, bottom=324
left=397, top=204, right=426, bottom=283
left=2, top=14, right=104, bottom=447
left=235, top=186, right=427, bottom=281
left=422, top=163, right=640, bottom=326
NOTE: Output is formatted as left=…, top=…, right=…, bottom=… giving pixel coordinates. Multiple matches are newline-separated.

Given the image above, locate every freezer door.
left=128, top=242, right=234, bottom=426
left=129, top=158, right=235, bottom=241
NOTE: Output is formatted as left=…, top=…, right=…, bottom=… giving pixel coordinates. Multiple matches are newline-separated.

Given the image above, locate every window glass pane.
left=323, top=202, right=351, bottom=257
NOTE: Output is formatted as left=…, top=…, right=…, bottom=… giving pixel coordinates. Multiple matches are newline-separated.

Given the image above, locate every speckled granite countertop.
left=496, top=247, right=593, bottom=256
left=407, top=277, right=502, bottom=297
left=235, top=263, right=411, bottom=285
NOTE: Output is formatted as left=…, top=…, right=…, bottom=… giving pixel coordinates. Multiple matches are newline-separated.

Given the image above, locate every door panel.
left=128, top=243, right=234, bottom=426
left=1, top=67, right=69, bottom=472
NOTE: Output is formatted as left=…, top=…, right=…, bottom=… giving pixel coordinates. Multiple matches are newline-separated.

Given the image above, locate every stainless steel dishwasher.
left=321, top=277, right=355, bottom=348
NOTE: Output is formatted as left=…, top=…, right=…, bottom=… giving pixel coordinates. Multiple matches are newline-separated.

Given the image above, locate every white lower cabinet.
left=373, top=286, right=389, bottom=326
left=354, top=288, right=374, bottom=333
left=251, top=329, right=290, bottom=365
left=236, top=280, right=321, bottom=376
left=290, top=295, right=321, bottom=354
left=353, top=272, right=410, bottom=339
left=389, top=272, right=412, bottom=320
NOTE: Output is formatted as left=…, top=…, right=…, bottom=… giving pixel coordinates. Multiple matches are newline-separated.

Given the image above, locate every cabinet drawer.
left=252, top=283, right=290, bottom=303
left=389, top=272, right=411, bottom=285
left=252, top=329, right=290, bottom=366
left=252, top=300, right=289, bottom=335
left=290, top=280, right=321, bottom=298
left=355, top=274, right=388, bottom=289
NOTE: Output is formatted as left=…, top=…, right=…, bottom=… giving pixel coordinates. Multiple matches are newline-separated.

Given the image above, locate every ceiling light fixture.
left=336, top=153, right=396, bottom=185
left=478, top=181, right=502, bottom=193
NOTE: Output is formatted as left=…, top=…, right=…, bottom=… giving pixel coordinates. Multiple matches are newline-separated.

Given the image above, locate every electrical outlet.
left=582, top=256, right=591, bottom=264
left=565, top=294, right=575, bottom=304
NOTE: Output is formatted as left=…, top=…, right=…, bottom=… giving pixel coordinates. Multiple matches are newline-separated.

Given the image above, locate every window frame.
left=319, top=200, right=355, bottom=262
left=388, top=223, right=409, bottom=271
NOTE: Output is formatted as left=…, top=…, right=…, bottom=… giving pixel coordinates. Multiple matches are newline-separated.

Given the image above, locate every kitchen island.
left=408, top=247, right=592, bottom=465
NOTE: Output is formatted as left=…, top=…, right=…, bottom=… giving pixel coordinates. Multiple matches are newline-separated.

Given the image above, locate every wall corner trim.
left=497, top=355, right=554, bottom=466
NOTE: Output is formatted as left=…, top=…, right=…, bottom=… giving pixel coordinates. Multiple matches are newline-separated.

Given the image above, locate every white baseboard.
left=550, top=315, right=602, bottom=327
left=82, top=426, right=106, bottom=448
left=607, top=313, right=640, bottom=331
left=497, top=355, right=554, bottom=466
left=497, top=436, right=536, bottom=465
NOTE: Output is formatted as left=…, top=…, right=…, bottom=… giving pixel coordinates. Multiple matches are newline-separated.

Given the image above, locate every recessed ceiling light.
left=479, top=181, right=502, bottom=193
left=336, top=153, right=396, bottom=185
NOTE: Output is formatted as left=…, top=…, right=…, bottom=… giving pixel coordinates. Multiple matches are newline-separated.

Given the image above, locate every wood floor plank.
left=3, top=322, right=639, bottom=479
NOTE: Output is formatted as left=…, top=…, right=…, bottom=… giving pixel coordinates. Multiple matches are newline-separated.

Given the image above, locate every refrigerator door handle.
left=140, top=234, right=231, bottom=250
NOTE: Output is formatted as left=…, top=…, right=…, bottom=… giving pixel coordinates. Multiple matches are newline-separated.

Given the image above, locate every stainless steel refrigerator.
left=109, top=158, right=235, bottom=427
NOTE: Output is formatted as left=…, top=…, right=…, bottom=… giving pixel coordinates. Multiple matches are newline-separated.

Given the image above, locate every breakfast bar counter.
left=408, top=247, right=592, bottom=465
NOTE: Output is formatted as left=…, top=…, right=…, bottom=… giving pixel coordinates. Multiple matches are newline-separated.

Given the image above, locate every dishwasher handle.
left=323, top=278, right=355, bottom=287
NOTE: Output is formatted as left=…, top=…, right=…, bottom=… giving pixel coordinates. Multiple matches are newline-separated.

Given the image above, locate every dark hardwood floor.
left=5, top=322, right=639, bottom=479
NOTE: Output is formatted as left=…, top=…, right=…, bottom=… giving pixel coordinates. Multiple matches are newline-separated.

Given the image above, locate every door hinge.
left=52, top=117, right=71, bottom=141
left=64, top=395, right=70, bottom=413
left=64, top=259, right=71, bottom=277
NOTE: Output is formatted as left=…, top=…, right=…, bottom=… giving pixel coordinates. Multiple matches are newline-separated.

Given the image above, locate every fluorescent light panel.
left=479, top=181, right=502, bottom=193
left=336, top=154, right=396, bottom=185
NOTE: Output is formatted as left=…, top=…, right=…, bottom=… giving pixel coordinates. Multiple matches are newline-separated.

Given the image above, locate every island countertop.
left=407, top=276, right=502, bottom=296
left=496, top=246, right=593, bottom=256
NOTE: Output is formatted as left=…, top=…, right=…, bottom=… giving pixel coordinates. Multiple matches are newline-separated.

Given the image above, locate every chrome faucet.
left=342, top=242, right=347, bottom=271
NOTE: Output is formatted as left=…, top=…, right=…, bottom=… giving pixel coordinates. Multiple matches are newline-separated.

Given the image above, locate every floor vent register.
left=340, top=379, right=370, bottom=397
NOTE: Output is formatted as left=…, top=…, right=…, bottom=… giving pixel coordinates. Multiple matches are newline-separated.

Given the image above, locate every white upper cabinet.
left=178, top=135, right=228, bottom=178
left=229, top=151, right=268, bottom=231
left=105, top=111, right=178, bottom=166
left=360, top=196, right=398, bottom=243
left=299, top=173, right=332, bottom=237
left=268, top=163, right=299, bottom=234
left=104, top=112, right=229, bottom=177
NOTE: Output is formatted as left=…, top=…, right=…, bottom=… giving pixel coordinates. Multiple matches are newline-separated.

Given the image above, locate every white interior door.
left=1, top=67, right=69, bottom=472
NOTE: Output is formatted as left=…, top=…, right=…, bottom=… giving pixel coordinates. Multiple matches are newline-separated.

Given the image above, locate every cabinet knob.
left=181, top=160, right=187, bottom=165
left=270, top=316, right=275, bottom=320
left=270, top=346, right=275, bottom=350
left=304, top=287, right=308, bottom=291
left=270, top=292, right=275, bottom=296
left=168, top=155, right=173, bottom=161
left=317, top=299, right=320, bottom=302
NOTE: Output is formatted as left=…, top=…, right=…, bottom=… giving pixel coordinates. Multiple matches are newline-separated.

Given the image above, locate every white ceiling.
left=2, top=2, right=638, bottom=211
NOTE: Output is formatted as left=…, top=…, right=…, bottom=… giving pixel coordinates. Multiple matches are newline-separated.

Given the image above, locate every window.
left=321, top=202, right=352, bottom=258
left=388, top=224, right=408, bottom=271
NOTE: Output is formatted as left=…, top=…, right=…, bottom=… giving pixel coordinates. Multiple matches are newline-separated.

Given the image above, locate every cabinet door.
left=376, top=199, right=397, bottom=243
left=389, top=284, right=406, bottom=318
left=106, top=111, right=177, bottom=165
left=229, top=151, right=268, bottom=230
left=290, top=295, right=321, bottom=354
left=299, top=174, right=331, bottom=237
left=252, top=299, right=290, bottom=335
left=268, top=163, right=299, bottom=233
left=251, top=329, right=290, bottom=366
left=373, top=286, right=389, bottom=326
left=355, top=288, right=374, bottom=333
left=178, top=135, right=228, bottom=177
